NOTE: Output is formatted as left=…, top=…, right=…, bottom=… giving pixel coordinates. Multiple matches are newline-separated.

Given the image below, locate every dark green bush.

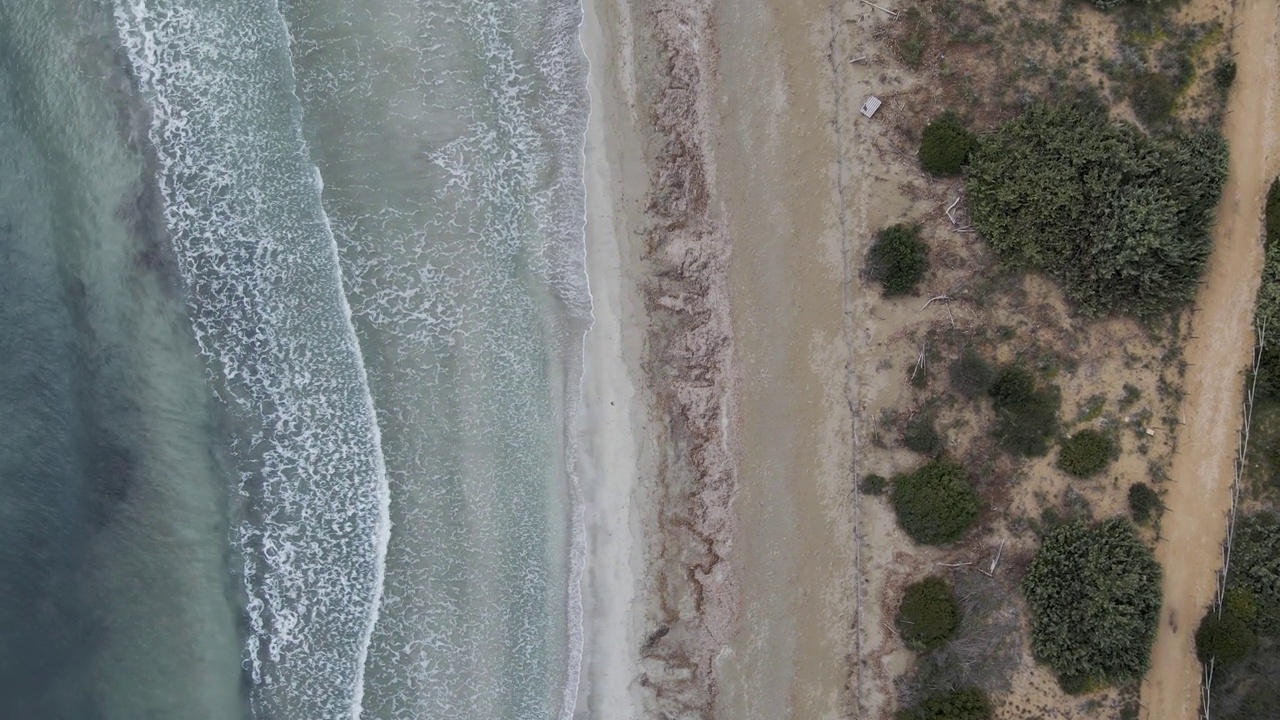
left=965, top=104, right=1227, bottom=317
left=1058, top=429, right=1114, bottom=478
left=867, top=224, right=929, bottom=296
left=1056, top=672, right=1090, bottom=696
left=1253, top=180, right=1280, bottom=400
left=1128, top=72, right=1177, bottom=126
left=1223, top=514, right=1280, bottom=635
left=989, top=366, right=1060, bottom=457
left=1225, top=587, right=1260, bottom=626
left=1214, top=57, right=1238, bottom=91
left=1128, top=482, right=1161, bottom=523
left=861, top=474, right=888, bottom=495
left=950, top=347, right=995, bottom=399
left=1267, top=178, right=1280, bottom=245
left=896, top=577, right=962, bottom=652
left=919, top=112, right=976, bottom=176
left=904, top=415, right=944, bottom=456
left=1197, top=608, right=1257, bottom=668
left=1022, top=519, right=1162, bottom=690
left=897, top=688, right=991, bottom=720
left=892, top=460, right=981, bottom=545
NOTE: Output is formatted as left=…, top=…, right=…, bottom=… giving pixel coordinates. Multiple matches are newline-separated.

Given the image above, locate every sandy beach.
left=711, top=0, right=861, bottom=717
left=574, top=0, right=651, bottom=714
left=577, top=0, right=862, bottom=714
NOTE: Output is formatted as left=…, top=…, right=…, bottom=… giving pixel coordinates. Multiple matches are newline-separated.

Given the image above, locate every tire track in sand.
left=1141, top=2, right=1280, bottom=719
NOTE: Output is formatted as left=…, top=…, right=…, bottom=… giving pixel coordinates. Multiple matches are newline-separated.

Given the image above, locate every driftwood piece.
left=861, top=0, right=900, bottom=17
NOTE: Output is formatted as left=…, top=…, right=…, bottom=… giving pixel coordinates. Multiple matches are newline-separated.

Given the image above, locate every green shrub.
left=1058, top=430, right=1114, bottom=478
left=897, top=688, right=991, bottom=720
left=1119, top=383, right=1142, bottom=409
left=1225, top=587, right=1260, bottom=626
left=989, top=366, right=1060, bottom=457
left=1022, top=519, right=1162, bottom=690
left=1223, top=514, right=1280, bottom=635
left=1252, top=179, right=1280, bottom=400
left=892, top=460, right=981, bottom=545
left=1196, top=608, right=1257, bottom=668
left=1214, top=57, right=1238, bottom=91
left=1057, top=672, right=1090, bottom=696
left=1267, top=178, right=1280, bottom=245
left=861, top=474, right=888, bottom=495
left=965, top=103, right=1227, bottom=317
left=1128, top=482, right=1162, bottom=523
left=867, top=224, right=929, bottom=296
left=904, top=415, right=944, bottom=456
left=896, top=577, right=962, bottom=651
left=1128, top=72, right=1177, bottom=126
left=950, top=347, right=995, bottom=399
left=989, top=365, right=1035, bottom=407
left=919, top=112, right=976, bottom=176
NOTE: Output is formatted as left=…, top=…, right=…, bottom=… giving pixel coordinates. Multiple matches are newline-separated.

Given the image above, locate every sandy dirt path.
left=711, top=0, right=858, bottom=717
left=1140, top=2, right=1280, bottom=718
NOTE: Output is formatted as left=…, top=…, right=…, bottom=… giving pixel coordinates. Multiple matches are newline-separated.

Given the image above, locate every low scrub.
left=1058, top=430, right=1114, bottom=478
left=867, top=224, right=928, bottom=296
left=892, top=460, right=981, bottom=545
left=989, top=365, right=1060, bottom=457
left=897, top=688, right=991, bottom=720
left=1214, top=57, right=1238, bottom=91
left=1091, top=0, right=1166, bottom=9
left=896, top=577, right=961, bottom=652
left=1023, top=519, right=1162, bottom=691
left=950, top=347, right=995, bottom=400
left=904, top=415, right=944, bottom=456
left=1128, top=482, right=1162, bottom=523
left=861, top=474, right=888, bottom=496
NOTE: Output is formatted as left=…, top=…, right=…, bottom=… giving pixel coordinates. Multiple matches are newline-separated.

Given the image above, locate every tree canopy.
left=1022, top=519, right=1162, bottom=691
left=892, top=460, right=981, bottom=545
left=965, top=103, right=1227, bottom=317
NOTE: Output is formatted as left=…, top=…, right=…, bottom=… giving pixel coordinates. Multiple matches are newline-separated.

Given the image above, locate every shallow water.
left=0, top=0, right=590, bottom=717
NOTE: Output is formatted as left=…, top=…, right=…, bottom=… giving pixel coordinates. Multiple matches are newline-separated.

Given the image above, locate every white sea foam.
left=280, top=0, right=592, bottom=716
left=110, top=1, right=391, bottom=717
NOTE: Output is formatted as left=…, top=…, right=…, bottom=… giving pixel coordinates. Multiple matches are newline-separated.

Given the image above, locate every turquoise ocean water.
left=0, top=0, right=590, bottom=718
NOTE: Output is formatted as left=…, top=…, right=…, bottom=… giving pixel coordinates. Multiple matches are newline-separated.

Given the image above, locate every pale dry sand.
left=1141, top=2, right=1280, bottom=719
